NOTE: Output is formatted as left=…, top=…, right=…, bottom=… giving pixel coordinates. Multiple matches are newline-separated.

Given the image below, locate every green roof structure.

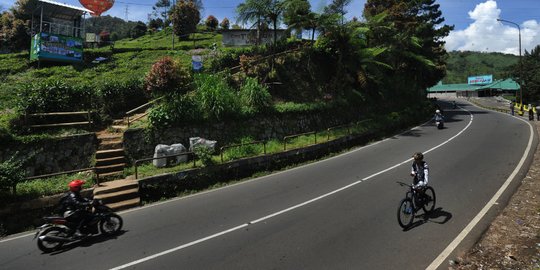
left=427, top=79, right=520, bottom=97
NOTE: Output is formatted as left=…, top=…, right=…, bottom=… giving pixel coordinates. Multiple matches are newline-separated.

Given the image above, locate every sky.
left=1, top=0, right=539, bottom=55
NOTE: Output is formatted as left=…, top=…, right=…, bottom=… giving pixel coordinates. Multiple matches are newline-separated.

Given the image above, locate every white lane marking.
left=109, top=110, right=475, bottom=270
left=426, top=104, right=535, bottom=270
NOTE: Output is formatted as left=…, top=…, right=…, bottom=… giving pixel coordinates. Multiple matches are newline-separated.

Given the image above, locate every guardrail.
left=5, top=167, right=99, bottom=195
left=24, top=111, right=92, bottom=129
left=220, top=140, right=267, bottom=163
left=134, top=152, right=196, bottom=179
left=283, top=131, right=317, bottom=151
left=125, top=97, right=164, bottom=128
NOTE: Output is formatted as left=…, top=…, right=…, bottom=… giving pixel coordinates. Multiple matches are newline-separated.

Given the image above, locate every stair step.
left=96, top=156, right=126, bottom=167
left=111, top=125, right=128, bottom=131
left=94, top=188, right=139, bottom=204
left=94, top=179, right=139, bottom=195
left=105, top=197, right=140, bottom=211
left=96, top=149, right=125, bottom=159
left=112, top=119, right=126, bottom=125
left=96, top=163, right=126, bottom=174
left=97, top=171, right=124, bottom=180
left=98, top=141, right=123, bottom=151
left=97, top=134, right=123, bottom=142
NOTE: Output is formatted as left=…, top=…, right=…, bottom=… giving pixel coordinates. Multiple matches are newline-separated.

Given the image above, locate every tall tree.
left=324, top=0, right=352, bottom=25
left=236, top=0, right=285, bottom=46
left=152, top=0, right=171, bottom=24
left=363, top=0, right=454, bottom=98
left=170, top=0, right=200, bottom=39
left=283, top=0, right=310, bottom=34
left=220, top=17, right=230, bottom=30
left=205, top=15, right=218, bottom=31
left=518, top=45, right=540, bottom=102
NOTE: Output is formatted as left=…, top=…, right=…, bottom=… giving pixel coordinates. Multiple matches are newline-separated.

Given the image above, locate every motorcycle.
left=435, top=115, right=444, bottom=129
left=34, top=199, right=123, bottom=253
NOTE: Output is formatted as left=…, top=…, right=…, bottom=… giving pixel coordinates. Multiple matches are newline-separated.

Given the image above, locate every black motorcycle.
left=34, top=199, right=123, bottom=253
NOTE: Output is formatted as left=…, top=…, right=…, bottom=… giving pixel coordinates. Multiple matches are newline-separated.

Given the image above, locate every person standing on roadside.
left=510, top=101, right=515, bottom=116
left=536, top=104, right=540, bottom=120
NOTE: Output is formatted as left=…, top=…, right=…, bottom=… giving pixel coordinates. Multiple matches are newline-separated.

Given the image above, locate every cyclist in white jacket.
left=410, top=152, right=428, bottom=188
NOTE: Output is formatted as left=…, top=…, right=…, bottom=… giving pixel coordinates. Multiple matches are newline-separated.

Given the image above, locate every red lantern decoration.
left=79, top=0, right=115, bottom=16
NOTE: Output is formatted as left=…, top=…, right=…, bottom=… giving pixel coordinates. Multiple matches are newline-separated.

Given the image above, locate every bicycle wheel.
left=397, top=198, right=414, bottom=228
left=422, top=186, right=436, bottom=213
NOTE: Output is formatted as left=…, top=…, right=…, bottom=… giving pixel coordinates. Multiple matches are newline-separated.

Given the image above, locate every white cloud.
left=444, top=0, right=540, bottom=55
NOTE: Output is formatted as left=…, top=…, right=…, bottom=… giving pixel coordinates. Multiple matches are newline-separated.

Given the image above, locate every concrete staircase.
left=95, top=120, right=128, bottom=180
left=93, top=179, right=140, bottom=211
left=94, top=119, right=140, bottom=211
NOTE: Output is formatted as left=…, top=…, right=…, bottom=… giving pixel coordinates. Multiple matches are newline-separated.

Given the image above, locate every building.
left=427, top=75, right=520, bottom=98
left=221, top=29, right=287, bottom=47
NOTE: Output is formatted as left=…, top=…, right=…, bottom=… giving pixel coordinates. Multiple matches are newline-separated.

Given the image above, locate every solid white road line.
left=109, top=108, right=475, bottom=270
left=426, top=104, right=535, bottom=270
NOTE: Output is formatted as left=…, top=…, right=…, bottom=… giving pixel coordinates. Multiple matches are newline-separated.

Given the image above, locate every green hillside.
left=444, top=51, right=518, bottom=84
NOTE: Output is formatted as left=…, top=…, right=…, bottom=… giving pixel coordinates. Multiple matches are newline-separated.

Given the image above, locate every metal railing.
left=24, top=111, right=92, bottom=128
left=125, top=96, right=164, bottom=127
left=283, top=131, right=317, bottom=151
left=219, top=140, right=267, bottom=163
left=134, top=152, right=195, bottom=179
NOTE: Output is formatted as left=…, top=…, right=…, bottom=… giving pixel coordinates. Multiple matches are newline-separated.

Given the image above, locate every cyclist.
left=410, top=152, right=428, bottom=188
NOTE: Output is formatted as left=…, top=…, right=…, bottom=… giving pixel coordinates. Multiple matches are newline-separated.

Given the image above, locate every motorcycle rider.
left=60, top=179, right=93, bottom=238
left=410, top=152, right=429, bottom=189
left=434, top=109, right=444, bottom=127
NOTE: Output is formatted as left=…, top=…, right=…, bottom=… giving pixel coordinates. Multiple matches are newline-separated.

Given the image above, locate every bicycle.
left=396, top=181, right=436, bottom=229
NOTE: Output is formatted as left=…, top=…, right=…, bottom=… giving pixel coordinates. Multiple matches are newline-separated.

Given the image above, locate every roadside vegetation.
left=4, top=0, right=539, bottom=214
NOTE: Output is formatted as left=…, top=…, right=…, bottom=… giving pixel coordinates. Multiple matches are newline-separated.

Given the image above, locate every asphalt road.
left=0, top=99, right=536, bottom=270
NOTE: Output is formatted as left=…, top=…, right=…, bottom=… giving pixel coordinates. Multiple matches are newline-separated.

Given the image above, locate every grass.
left=1, top=119, right=374, bottom=200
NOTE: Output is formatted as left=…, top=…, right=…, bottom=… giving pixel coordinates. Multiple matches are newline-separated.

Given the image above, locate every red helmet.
left=68, top=179, right=86, bottom=192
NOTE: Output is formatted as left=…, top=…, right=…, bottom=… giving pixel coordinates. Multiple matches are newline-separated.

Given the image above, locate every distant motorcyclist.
left=59, top=179, right=92, bottom=237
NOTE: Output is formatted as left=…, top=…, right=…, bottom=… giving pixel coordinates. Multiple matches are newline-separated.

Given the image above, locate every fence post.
left=135, top=160, right=139, bottom=180
left=263, top=141, right=267, bottom=155
left=314, top=132, right=317, bottom=144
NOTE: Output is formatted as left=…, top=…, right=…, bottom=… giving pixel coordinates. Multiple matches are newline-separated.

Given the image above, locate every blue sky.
left=1, top=0, right=539, bottom=54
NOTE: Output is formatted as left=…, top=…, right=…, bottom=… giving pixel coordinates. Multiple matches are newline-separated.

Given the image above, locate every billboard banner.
left=468, top=75, right=493, bottom=85
left=30, top=32, right=83, bottom=63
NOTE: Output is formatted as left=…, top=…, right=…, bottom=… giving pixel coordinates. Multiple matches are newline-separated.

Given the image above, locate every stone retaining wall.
left=0, top=133, right=97, bottom=176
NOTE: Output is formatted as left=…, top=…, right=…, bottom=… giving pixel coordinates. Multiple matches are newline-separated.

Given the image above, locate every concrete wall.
left=124, top=109, right=361, bottom=163
left=0, top=133, right=97, bottom=177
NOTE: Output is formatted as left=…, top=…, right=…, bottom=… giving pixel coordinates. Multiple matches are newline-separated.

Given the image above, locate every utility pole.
left=125, top=5, right=129, bottom=21
left=171, top=0, right=175, bottom=50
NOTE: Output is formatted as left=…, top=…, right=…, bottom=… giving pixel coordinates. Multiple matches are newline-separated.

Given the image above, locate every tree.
left=324, top=0, right=352, bottom=25
left=220, top=17, right=230, bottom=30
left=283, top=0, right=310, bottom=34
left=205, top=15, right=218, bottom=31
left=236, top=0, right=286, bottom=46
left=363, top=0, right=454, bottom=99
left=131, top=21, right=147, bottom=38
left=170, top=0, right=200, bottom=39
left=518, top=45, right=540, bottom=102
left=152, top=0, right=171, bottom=24
left=0, top=0, right=39, bottom=52
left=148, top=17, right=165, bottom=30
left=145, top=56, right=192, bottom=97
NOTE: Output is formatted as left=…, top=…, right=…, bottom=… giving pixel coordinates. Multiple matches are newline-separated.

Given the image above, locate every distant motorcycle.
left=435, top=118, right=444, bottom=129
left=34, top=200, right=122, bottom=253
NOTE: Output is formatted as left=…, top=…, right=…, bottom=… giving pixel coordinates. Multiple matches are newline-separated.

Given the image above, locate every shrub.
left=96, top=75, right=147, bottom=116
left=17, top=79, right=93, bottom=113
left=148, top=92, right=200, bottom=128
left=194, top=74, right=239, bottom=120
left=193, top=145, right=215, bottom=167
left=144, top=56, right=192, bottom=98
left=239, top=77, right=272, bottom=114
left=0, top=155, right=26, bottom=194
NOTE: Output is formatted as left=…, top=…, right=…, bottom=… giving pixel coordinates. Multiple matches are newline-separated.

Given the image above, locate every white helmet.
left=435, top=109, right=440, bottom=113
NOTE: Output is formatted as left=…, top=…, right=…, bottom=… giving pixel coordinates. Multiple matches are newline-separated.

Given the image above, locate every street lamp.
left=497, top=18, right=522, bottom=103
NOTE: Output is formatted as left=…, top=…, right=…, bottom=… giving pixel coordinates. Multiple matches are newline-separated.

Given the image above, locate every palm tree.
left=236, top=0, right=285, bottom=46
